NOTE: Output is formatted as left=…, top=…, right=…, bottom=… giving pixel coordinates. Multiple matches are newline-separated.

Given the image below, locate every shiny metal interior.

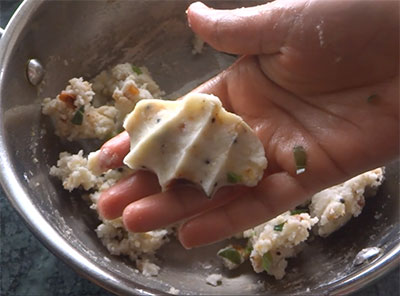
left=0, top=1, right=399, bottom=295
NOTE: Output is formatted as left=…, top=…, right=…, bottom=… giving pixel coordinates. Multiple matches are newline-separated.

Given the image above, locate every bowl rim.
left=0, top=0, right=399, bottom=295
left=0, top=1, right=156, bottom=295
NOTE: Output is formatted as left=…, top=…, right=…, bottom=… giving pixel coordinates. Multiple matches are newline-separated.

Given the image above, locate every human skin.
left=96, top=0, right=399, bottom=248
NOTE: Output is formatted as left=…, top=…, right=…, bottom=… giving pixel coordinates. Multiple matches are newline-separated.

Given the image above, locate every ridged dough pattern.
left=123, top=93, right=267, bottom=197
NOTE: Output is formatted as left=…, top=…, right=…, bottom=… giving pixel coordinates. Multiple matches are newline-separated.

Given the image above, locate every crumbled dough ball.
left=43, top=64, right=163, bottom=142
left=244, top=212, right=318, bottom=279
left=49, top=150, right=128, bottom=192
left=94, top=213, right=172, bottom=273
left=123, top=93, right=267, bottom=197
left=217, top=168, right=385, bottom=279
left=50, top=149, right=171, bottom=269
left=309, top=168, right=384, bottom=237
left=92, top=63, right=163, bottom=103
left=50, top=150, right=99, bottom=191
left=44, top=64, right=171, bottom=277
left=42, top=78, right=118, bottom=141
left=96, top=218, right=170, bottom=255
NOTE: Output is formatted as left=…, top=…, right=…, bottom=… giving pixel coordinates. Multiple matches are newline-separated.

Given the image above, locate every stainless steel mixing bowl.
left=0, top=0, right=399, bottom=295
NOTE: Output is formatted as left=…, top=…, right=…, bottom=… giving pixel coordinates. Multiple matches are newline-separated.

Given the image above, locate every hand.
left=97, top=0, right=399, bottom=248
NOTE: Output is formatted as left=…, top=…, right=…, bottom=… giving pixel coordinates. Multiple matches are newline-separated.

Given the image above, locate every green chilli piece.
left=132, top=65, right=143, bottom=75
left=274, top=221, right=286, bottom=232
left=262, top=251, right=273, bottom=272
left=290, top=208, right=309, bottom=215
left=217, top=247, right=242, bottom=265
left=244, top=245, right=253, bottom=256
left=71, top=106, right=85, bottom=125
left=227, top=172, right=241, bottom=184
left=293, top=145, right=307, bottom=175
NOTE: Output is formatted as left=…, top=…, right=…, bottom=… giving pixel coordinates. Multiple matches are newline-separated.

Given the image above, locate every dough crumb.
left=192, top=34, right=205, bottom=55
left=168, top=287, right=180, bottom=295
left=206, top=273, right=223, bottom=286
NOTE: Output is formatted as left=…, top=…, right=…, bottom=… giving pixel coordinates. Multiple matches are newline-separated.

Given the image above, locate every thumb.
left=187, top=1, right=300, bottom=55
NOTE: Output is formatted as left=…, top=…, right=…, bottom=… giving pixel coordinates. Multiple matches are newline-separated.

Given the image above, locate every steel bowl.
left=0, top=0, right=399, bottom=295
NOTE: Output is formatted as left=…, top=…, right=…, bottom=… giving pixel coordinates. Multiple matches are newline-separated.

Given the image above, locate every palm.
left=187, top=0, right=399, bottom=199
left=180, top=55, right=398, bottom=247
left=217, top=56, right=398, bottom=185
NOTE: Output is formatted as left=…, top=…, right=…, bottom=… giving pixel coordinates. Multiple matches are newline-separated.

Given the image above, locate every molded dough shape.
left=123, top=93, right=267, bottom=197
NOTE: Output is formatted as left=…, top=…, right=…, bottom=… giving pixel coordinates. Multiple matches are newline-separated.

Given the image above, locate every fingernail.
left=178, top=234, right=192, bottom=250
left=177, top=223, right=193, bottom=249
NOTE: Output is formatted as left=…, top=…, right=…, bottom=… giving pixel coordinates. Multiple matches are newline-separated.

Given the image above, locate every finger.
left=178, top=172, right=311, bottom=248
left=97, top=171, right=160, bottom=220
left=122, top=185, right=247, bottom=233
left=98, top=131, right=130, bottom=170
left=187, top=1, right=300, bottom=55
left=97, top=70, right=233, bottom=223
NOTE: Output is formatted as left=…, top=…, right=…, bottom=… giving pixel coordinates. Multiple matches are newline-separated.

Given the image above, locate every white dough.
left=244, top=211, right=318, bottom=279
left=206, top=274, right=223, bottom=286
left=309, top=168, right=384, bottom=237
left=123, top=93, right=267, bottom=196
